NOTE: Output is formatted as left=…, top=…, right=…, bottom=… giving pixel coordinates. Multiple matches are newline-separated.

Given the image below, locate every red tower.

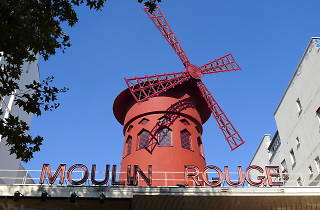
left=113, top=7, right=245, bottom=186
left=114, top=82, right=211, bottom=186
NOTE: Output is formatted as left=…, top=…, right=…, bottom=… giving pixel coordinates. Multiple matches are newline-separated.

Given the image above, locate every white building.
left=251, top=37, right=320, bottom=186
left=0, top=53, right=39, bottom=184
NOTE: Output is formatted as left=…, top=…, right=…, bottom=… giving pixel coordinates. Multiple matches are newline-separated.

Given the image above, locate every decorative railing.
left=0, top=169, right=309, bottom=187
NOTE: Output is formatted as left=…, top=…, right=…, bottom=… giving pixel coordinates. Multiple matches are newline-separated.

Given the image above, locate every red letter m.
left=39, top=164, right=66, bottom=185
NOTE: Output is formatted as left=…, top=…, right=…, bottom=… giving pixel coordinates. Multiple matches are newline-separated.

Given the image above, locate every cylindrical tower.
left=113, top=81, right=211, bottom=186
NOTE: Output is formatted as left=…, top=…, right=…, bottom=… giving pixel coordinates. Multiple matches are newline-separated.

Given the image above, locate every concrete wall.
left=251, top=37, right=320, bottom=186
left=0, top=55, right=39, bottom=184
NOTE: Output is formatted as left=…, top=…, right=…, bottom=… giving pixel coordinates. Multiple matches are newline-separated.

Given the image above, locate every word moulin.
left=39, top=164, right=283, bottom=187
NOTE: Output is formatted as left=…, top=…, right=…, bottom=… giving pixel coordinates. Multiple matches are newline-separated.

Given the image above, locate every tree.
left=0, top=0, right=162, bottom=162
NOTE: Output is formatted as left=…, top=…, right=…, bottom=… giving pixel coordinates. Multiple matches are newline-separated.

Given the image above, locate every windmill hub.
left=187, top=64, right=202, bottom=80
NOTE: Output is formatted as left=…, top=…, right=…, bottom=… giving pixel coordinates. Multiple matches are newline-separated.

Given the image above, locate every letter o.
left=67, top=164, right=89, bottom=185
left=202, top=165, right=223, bottom=187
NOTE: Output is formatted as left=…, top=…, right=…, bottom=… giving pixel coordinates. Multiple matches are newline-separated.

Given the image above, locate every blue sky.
left=26, top=0, right=320, bottom=173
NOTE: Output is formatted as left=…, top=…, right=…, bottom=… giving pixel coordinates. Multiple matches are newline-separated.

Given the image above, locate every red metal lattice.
left=125, top=71, right=190, bottom=102
left=196, top=80, right=245, bottom=150
left=200, top=54, right=241, bottom=75
left=124, top=7, right=245, bottom=151
left=144, top=7, right=190, bottom=67
left=143, top=98, right=195, bottom=153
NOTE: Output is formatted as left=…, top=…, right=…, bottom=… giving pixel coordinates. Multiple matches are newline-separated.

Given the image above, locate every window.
left=138, top=130, right=150, bottom=149
left=290, top=149, right=296, bottom=168
left=158, top=128, right=172, bottom=146
left=281, top=159, right=287, bottom=172
left=297, top=177, right=303, bottom=186
left=180, top=119, right=190, bottom=125
left=159, top=116, right=170, bottom=123
left=180, top=129, right=191, bottom=150
left=127, top=125, right=133, bottom=132
left=139, top=118, right=149, bottom=125
left=123, top=136, right=132, bottom=157
left=315, top=156, right=320, bottom=173
left=195, top=126, right=201, bottom=133
left=316, top=107, right=320, bottom=124
left=268, top=131, right=281, bottom=161
left=296, top=136, right=300, bottom=149
left=308, top=165, right=313, bottom=178
left=197, top=137, right=204, bottom=157
left=281, top=159, right=289, bottom=181
left=296, top=98, right=302, bottom=115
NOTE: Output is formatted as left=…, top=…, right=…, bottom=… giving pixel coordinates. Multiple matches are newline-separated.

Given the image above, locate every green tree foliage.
left=0, top=0, right=162, bottom=162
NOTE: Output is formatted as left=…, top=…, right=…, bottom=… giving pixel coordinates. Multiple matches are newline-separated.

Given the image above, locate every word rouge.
left=39, top=164, right=283, bottom=187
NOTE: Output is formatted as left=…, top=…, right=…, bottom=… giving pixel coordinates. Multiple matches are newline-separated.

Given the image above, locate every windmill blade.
left=196, top=80, right=245, bottom=150
left=144, top=7, right=190, bottom=67
left=125, top=71, right=191, bottom=102
left=200, top=54, right=241, bottom=75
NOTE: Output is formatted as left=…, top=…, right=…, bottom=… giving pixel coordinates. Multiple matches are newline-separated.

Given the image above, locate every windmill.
left=124, top=7, right=245, bottom=153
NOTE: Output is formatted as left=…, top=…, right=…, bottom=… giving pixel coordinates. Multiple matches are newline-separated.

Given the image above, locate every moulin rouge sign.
left=39, top=164, right=283, bottom=187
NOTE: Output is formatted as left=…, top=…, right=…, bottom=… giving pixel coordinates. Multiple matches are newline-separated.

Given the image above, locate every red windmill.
left=124, top=7, right=245, bottom=153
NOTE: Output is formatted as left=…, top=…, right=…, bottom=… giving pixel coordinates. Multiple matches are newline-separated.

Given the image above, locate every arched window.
left=158, top=128, right=172, bottom=146
left=139, top=118, right=149, bottom=125
left=180, top=129, right=191, bottom=150
left=180, top=119, right=190, bottom=125
left=127, top=125, right=133, bottom=132
left=197, top=137, right=204, bottom=157
left=138, top=129, right=150, bottom=149
left=123, top=136, right=132, bottom=157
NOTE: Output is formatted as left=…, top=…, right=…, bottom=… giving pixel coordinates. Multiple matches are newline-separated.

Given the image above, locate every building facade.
left=0, top=53, right=39, bottom=184
left=251, top=37, right=320, bottom=186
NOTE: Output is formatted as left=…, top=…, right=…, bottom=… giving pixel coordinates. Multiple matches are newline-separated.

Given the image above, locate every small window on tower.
left=139, top=118, right=150, bottom=125
left=180, top=129, right=192, bottom=150
left=159, top=116, right=170, bottom=123
left=296, top=98, right=302, bottom=115
left=180, top=119, right=190, bottom=125
left=197, top=137, right=204, bottom=157
left=195, top=126, right=201, bottom=133
left=123, top=136, right=132, bottom=157
left=127, top=125, right=133, bottom=132
left=158, top=128, right=172, bottom=146
left=138, top=129, right=150, bottom=149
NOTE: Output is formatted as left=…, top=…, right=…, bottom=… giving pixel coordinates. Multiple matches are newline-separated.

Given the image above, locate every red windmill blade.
left=196, top=80, right=245, bottom=150
left=124, top=7, right=245, bottom=150
left=143, top=7, right=190, bottom=67
left=125, top=71, right=190, bottom=102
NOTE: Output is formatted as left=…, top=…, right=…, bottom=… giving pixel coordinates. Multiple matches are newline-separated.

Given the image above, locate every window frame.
left=316, top=107, right=320, bottom=124
left=296, top=98, right=302, bottom=116
left=157, top=127, right=173, bottom=147
left=314, top=156, right=320, bottom=173
left=290, top=149, right=296, bottom=168
left=296, top=136, right=300, bottom=149
left=123, top=136, right=132, bottom=158
left=180, top=129, right=192, bottom=151
left=297, top=177, right=303, bottom=186
left=197, top=137, right=205, bottom=158
left=138, top=118, right=150, bottom=125
left=308, top=165, right=314, bottom=178
left=137, top=129, right=150, bottom=150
